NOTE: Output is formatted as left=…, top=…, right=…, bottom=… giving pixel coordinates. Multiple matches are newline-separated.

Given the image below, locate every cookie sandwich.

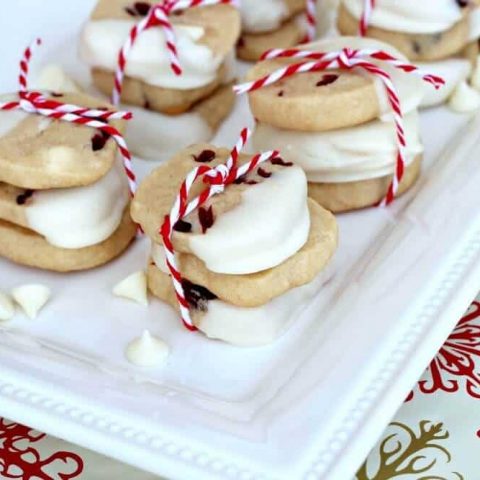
left=237, top=0, right=317, bottom=61
left=0, top=42, right=137, bottom=272
left=131, top=130, right=338, bottom=346
left=236, top=36, right=444, bottom=212
left=337, top=0, right=480, bottom=107
left=80, top=0, right=241, bottom=161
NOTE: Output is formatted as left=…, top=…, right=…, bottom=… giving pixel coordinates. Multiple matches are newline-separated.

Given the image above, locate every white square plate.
left=1, top=2, right=480, bottom=479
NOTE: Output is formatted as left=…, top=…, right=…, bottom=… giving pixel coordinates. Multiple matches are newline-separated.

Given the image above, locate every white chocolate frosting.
left=341, top=0, right=465, bottom=34
left=80, top=20, right=222, bottom=90
left=240, top=0, right=290, bottom=33
left=150, top=262, right=331, bottom=346
left=152, top=166, right=310, bottom=275
left=189, top=166, right=310, bottom=275
left=25, top=160, right=129, bottom=249
left=125, top=330, right=169, bottom=367
left=307, top=37, right=425, bottom=118
left=125, top=105, right=212, bottom=161
left=253, top=113, right=423, bottom=183
left=418, top=58, right=472, bottom=108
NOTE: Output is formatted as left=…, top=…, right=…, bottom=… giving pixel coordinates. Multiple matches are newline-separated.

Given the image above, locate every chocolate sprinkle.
left=16, top=189, right=34, bottom=206
left=257, top=168, right=272, bottom=178
left=173, top=219, right=192, bottom=233
left=316, top=74, right=339, bottom=87
left=193, top=149, right=216, bottom=163
left=198, top=206, right=214, bottom=233
left=182, top=279, right=217, bottom=312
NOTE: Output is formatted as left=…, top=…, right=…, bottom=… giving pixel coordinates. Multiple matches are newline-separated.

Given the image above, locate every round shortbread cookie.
left=0, top=208, right=136, bottom=272
left=0, top=92, right=126, bottom=190
left=244, top=36, right=426, bottom=132
left=92, top=63, right=230, bottom=115
left=148, top=199, right=337, bottom=308
left=308, top=155, right=422, bottom=213
left=237, top=15, right=306, bottom=62
left=88, top=1, right=240, bottom=113
left=245, top=57, right=381, bottom=132
left=337, top=4, right=471, bottom=61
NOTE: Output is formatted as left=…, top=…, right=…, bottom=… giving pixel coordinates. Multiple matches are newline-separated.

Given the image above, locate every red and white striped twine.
left=304, top=0, right=317, bottom=42
left=0, top=39, right=137, bottom=196
left=160, top=128, right=280, bottom=331
left=112, top=0, right=235, bottom=106
left=235, top=47, right=444, bottom=206
left=359, top=0, right=375, bottom=36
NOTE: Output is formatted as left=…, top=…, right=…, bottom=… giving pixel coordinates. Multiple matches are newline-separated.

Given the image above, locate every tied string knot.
left=160, top=128, right=280, bottom=331
left=112, top=0, right=236, bottom=105
left=234, top=47, right=444, bottom=206
left=0, top=39, right=137, bottom=197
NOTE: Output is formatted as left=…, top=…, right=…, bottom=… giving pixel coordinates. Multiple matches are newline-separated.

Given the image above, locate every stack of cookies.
left=80, top=0, right=241, bottom=160
left=337, top=0, right=480, bottom=106
left=247, top=37, right=427, bottom=212
left=131, top=143, right=337, bottom=346
left=237, top=0, right=309, bottom=61
left=0, top=92, right=136, bottom=272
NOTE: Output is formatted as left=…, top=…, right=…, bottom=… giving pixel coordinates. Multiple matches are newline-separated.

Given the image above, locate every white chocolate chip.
left=113, top=271, right=148, bottom=306
left=448, top=81, right=480, bottom=113
left=125, top=330, right=169, bottom=367
left=0, top=292, right=15, bottom=322
left=35, top=64, right=81, bottom=93
left=11, top=284, right=51, bottom=320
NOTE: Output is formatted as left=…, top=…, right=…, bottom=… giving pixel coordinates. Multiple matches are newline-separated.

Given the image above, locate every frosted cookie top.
left=0, top=92, right=127, bottom=190
left=80, top=1, right=241, bottom=90
left=131, top=144, right=311, bottom=275
left=342, top=0, right=468, bottom=34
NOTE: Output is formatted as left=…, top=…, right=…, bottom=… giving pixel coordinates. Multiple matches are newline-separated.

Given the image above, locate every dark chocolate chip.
left=173, top=219, right=192, bottom=233
left=198, top=206, right=214, bottom=233
left=316, top=74, right=339, bottom=87
left=193, top=149, right=216, bottom=163
left=257, top=168, right=272, bottom=178
left=182, top=279, right=217, bottom=312
left=16, top=189, right=34, bottom=205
